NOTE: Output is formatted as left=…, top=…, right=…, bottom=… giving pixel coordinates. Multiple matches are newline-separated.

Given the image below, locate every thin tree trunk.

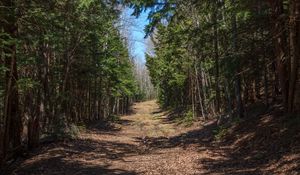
left=288, top=0, right=300, bottom=112
left=213, top=0, right=221, bottom=113
left=195, top=64, right=206, bottom=119
left=232, top=0, right=244, bottom=118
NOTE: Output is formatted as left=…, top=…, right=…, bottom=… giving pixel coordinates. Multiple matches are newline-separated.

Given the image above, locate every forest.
left=139, top=0, right=300, bottom=118
left=0, top=0, right=141, bottom=165
left=1, top=0, right=300, bottom=174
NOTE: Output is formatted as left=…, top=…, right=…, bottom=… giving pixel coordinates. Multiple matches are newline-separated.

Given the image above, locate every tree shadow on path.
left=134, top=109, right=300, bottom=175
left=9, top=136, right=143, bottom=175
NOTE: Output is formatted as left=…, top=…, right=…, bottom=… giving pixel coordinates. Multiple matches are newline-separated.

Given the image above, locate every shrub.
left=213, top=126, right=228, bottom=140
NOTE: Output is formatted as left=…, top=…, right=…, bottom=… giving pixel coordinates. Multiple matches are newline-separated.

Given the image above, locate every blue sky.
left=121, top=8, right=150, bottom=64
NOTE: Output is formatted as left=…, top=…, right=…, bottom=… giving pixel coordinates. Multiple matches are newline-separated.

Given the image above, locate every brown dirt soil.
left=6, top=101, right=300, bottom=175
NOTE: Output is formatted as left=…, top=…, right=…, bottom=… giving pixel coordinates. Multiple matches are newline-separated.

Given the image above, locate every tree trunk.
left=195, top=63, right=206, bottom=119
left=231, top=0, right=244, bottom=118
left=213, top=1, right=221, bottom=113
left=270, top=0, right=289, bottom=109
left=1, top=0, right=22, bottom=164
left=288, top=0, right=300, bottom=112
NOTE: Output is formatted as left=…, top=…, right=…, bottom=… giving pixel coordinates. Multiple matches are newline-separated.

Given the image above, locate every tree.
left=0, top=0, right=140, bottom=165
left=1, top=0, right=22, bottom=165
left=125, top=0, right=300, bottom=117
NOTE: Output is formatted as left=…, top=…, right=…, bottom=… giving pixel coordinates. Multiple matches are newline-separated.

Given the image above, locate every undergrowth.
left=213, top=126, right=228, bottom=140
left=108, top=114, right=121, bottom=122
left=174, top=110, right=195, bottom=127
left=42, top=117, right=87, bottom=142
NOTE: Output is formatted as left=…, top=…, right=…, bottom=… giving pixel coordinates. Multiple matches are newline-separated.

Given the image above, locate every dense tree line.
left=124, top=0, right=300, bottom=118
left=0, top=0, right=139, bottom=165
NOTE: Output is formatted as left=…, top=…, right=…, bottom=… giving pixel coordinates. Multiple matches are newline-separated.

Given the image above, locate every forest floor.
left=7, top=101, right=300, bottom=175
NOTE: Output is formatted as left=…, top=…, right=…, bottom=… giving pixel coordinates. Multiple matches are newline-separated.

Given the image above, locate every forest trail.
left=10, top=101, right=296, bottom=175
left=12, top=100, right=215, bottom=175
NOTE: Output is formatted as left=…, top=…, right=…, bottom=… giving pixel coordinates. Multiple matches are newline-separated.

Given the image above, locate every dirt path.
left=11, top=101, right=212, bottom=175
left=11, top=101, right=292, bottom=175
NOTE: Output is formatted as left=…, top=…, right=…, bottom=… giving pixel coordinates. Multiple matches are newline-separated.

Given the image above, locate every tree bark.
left=269, top=0, right=289, bottom=109
left=1, top=0, right=22, bottom=164
left=288, top=0, right=300, bottom=112
left=213, top=1, right=221, bottom=113
left=231, top=0, right=244, bottom=118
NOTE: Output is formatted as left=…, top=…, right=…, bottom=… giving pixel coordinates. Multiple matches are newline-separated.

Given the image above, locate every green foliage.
left=130, top=0, right=274, bottom=121
left=123, top=0, right=176, bottom=35
left=182, top=110, right=195, bottom=126
left=108, top=114, right=121, bottom=122
left=17, top=78, right=39, bottom=95
left=135, top=87, right=147, bottom=101
left=0, top=0, right=140, bottom=146
left=213, top=126, right=228, bottom=141
left=51, top=115, right=80, bottom=140
left=146, top=22, right=191, bottom=109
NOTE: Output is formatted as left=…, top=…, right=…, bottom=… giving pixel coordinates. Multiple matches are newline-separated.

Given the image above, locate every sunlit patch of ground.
left=9, top=101, right=300, bottom=175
